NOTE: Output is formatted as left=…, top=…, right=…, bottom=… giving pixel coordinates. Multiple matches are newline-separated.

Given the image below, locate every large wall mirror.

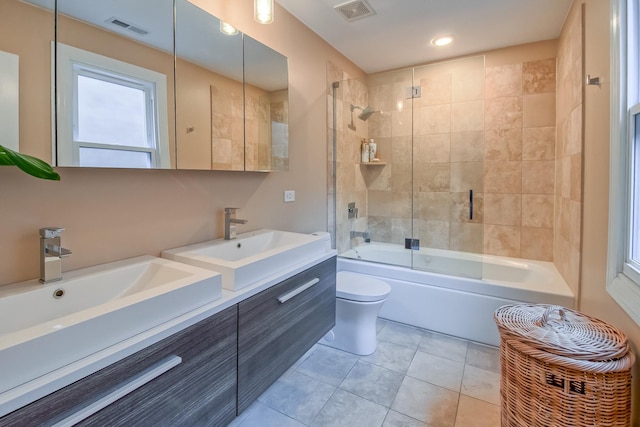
left=3, top=0, right=288, bottom=171
left=0, top=0, right=55, bottom=163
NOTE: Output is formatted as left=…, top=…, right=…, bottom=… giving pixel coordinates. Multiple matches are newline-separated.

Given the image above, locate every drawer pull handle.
left=51, top=355, right=182, bottom=427
left=278, top=278, right=320, bottom=304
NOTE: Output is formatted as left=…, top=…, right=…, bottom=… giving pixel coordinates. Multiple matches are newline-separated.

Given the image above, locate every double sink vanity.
left=0, top=229, right=337, bottom=426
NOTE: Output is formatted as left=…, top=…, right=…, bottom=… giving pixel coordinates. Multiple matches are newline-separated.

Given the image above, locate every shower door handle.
left=469, top=189, right=473, bottom=220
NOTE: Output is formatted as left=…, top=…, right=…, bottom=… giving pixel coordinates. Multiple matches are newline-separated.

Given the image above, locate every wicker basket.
left=494, top=304, right=635, bottom=427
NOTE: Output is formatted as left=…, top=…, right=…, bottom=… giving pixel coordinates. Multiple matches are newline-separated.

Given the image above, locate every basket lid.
left=494, top=304, right=630, bottom=361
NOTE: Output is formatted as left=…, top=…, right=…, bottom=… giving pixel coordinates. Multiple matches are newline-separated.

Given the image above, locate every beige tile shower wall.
left=362, top=48, right=556, bottom=260
left=555, top=4, right=583, bottom=293
left=483, top=57, right=556, bottom=260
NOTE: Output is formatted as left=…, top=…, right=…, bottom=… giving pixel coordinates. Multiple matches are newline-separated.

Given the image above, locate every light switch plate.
left=284, top=190, right=295, bottom=202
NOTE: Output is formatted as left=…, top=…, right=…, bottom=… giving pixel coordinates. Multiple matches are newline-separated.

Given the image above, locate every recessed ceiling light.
left=220, top=21, right=239, bottom=36
left=431, top=35, right=454, bottom=47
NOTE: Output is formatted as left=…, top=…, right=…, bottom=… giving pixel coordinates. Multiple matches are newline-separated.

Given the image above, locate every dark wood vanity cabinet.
left=237, top=257, right=336, bottom=413
left=0, top=305, right=238, bottom=427
left=0, top=257, right=336, bottom=426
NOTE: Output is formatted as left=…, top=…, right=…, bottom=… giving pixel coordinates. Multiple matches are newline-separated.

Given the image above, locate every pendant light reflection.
left=254, top=0, right=274, bottom=24
left=220, top=21, right=239, bottom=36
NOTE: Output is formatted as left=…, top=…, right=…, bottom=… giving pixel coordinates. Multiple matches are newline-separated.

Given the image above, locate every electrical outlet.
left=284, top=190, right=296, bottom=202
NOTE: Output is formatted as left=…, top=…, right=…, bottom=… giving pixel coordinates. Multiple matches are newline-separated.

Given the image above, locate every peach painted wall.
left=0, top=0, right=364, bottom=286
left=577, top=0, right=640, bottom=422
left=0, top=0, right=54, bottom=162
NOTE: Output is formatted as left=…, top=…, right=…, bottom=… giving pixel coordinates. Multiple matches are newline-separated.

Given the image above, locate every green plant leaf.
left=0, top=145, right=60, bottom=181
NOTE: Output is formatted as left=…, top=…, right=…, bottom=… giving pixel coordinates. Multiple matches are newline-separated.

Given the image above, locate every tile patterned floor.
left=229, top=319, right=501, bottom=427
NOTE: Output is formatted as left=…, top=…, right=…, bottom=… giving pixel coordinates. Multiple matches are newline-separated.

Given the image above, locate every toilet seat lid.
left=336, top=271, right=391, bottom=302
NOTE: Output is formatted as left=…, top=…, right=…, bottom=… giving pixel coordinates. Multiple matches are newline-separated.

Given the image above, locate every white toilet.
left=322, top=271, right=391, bottom=356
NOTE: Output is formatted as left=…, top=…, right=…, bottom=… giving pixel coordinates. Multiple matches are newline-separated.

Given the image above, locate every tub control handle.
left=469, top=189, right=473, bottom=220
left=278, top=278, right=320, bottom=304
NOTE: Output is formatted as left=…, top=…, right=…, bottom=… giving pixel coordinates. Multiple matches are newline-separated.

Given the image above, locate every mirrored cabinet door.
left=243, top=36, right=289, bottom=172
left=56, top=0, right=175, bottom=169
left=0, top=0, right=55, bottom=163
left=175, top=0, right=244, bottom=171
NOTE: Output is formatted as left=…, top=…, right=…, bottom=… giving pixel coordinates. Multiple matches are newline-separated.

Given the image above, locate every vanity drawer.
left=237, top=256, right=336, bottom=413
left=0, top=305, right=238, bottom=427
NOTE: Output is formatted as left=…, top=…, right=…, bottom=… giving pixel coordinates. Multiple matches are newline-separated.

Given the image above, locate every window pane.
left=77, top=75, right=148, bottom=147
left=632, top=112, right=640, bottom=263
left=79, top=147, right=151, bottom=168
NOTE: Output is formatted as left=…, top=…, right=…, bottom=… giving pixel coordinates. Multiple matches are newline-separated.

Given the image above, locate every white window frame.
left=607, top=0, right=640, bottom=324
left=55, top=43, right=170, bottom=168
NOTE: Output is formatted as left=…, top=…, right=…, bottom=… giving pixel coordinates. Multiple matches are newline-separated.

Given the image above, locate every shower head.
left=358, top=106, right=375, bottom=121
left=349, top=104, right=376, bottom=121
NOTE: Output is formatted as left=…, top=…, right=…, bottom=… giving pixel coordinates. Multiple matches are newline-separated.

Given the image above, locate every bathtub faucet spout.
left=350, top=231, right=370, bottom=243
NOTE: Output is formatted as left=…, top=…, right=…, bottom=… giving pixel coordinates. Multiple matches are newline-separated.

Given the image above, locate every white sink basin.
left=0, top=255, right=221, bottom=396
left=162, top=229, right=330, bottom=290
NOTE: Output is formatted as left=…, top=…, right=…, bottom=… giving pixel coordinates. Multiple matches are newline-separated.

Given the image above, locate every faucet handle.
left=40, top=227, right=65, bottom=238
left=224, top=207, right=238, bottom=214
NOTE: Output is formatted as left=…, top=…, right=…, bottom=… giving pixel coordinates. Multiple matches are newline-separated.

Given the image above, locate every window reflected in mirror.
left=55, top=0, right=175, bottom=169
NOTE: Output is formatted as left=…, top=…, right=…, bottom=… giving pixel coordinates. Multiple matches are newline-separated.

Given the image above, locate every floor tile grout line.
left=248, top=318, right=501, bottom=427
left=337, top=360, right=404, bottom=410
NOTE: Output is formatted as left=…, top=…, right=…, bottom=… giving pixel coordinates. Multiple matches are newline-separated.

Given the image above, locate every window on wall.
left=56, top=43, right=170, bottom=168
left=607, top=0, right=640, bottom=324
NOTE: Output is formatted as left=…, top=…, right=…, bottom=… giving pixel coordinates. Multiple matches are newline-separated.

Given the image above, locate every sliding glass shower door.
left=332, top=56, right=485, bottom=280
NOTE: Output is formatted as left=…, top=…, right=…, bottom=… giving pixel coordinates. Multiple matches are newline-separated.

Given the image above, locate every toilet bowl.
left=322, top=271, right=391, bottom=356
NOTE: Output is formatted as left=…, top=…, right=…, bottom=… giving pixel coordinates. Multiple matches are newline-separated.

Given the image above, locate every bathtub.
left=339, top=242, right=575, bottom=346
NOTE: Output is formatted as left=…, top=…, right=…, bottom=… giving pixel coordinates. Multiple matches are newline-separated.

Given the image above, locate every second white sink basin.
left=162, top=229, right=330, bottom=290
left=0, top=255, right=222, bottom=397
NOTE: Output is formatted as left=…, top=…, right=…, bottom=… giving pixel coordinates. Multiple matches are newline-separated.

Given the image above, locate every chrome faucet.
left=40, top=227, right=72, bottom=283
left=224, top=208, right=248, bottom=240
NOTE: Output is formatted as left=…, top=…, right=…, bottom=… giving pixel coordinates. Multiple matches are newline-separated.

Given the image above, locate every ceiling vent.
left=334, top=0, right=376, bottom=22
left=105, top=17, right=149, bottom=35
